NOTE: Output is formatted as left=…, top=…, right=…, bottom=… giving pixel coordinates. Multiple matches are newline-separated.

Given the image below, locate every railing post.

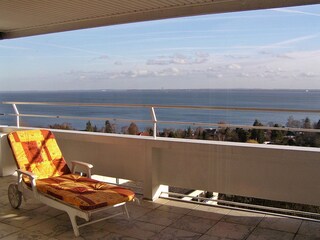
left=150, top=107, right=157, bottom=139
left=12, top=104, right=20, bottom=128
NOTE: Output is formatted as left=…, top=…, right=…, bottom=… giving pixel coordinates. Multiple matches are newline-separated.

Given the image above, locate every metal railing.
left=2, top=101, right=320, bottom=138
left=160, top=192, right=320, bottom=222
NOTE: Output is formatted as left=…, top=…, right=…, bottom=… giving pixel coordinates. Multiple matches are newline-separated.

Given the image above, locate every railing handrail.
left=3, top=101, right=320, bottom=113
left=2, top=101, right=320, bottom=136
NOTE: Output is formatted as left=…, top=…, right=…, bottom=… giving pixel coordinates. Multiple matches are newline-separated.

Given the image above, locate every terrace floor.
left=0, top=176, right=320, bottom=240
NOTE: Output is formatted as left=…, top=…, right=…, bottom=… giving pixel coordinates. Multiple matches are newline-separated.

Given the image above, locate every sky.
left=1, top=4, right=320, bottom=91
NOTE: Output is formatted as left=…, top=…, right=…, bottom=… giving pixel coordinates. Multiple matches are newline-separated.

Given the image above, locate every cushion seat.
left=35, top=174, right=135, bottom=210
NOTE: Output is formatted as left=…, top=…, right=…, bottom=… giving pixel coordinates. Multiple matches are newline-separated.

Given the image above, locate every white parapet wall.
left=1, top=126, right=320, bottom=206
left=0, top=132, right=17, bottom=176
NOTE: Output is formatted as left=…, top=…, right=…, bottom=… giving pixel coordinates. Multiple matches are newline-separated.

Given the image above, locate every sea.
left=0, top=89, right=319, bottom=132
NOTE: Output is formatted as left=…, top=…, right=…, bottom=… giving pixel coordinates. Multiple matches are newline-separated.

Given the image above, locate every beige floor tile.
left=1, top=208, right=54, bottom=229
left=18, top=202, right=44, bottom=211
left=198, top=235, right=234, bottom=240
left=55, top=225, right=111, bottom=240
left=126, top=204, right=154, bottom=219
left=0, top=205, right=28, bottom=222
left=294, top=234, right=320, bottom=240
left=0, top=194, right=10, bottom=206
left=89, top=203, right=151, bottom=222
left=153, top=198, right=169, bottom=205
left=157, top=200, right=196, bottom=214
left=258, top=215, right=302, bottom=233
left=0, top=222, right=21, bottom=238
left=170, top=215, right=218, bottom=234
left=222, top=210, right=264, bottom=226
left=26, top=205, right=64, bottom=218
left=246, top=228, right=294, bottom=240
left=99, top=219, right=166, bottom=240
left=103, top=232, right=140, bottom=240
left=206, top=221, right=254, bottom=240
left=1, top=229, right=57, bottom=240
left=298, top=221, right=320, bottom=238
left=131, top=196, right=168, bottom=210
left=149, top=227, right=201, bottom=240
left=27, top=217, right=72, bottom=237
left=188, top=205, right=230, bottom=221
left=137, top=209, right=183, bottom=226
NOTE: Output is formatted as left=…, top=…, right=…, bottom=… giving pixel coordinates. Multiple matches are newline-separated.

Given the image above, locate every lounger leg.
left=123, top=204, right=130, bottom=219
left=68, top=212, right=80, bottom=237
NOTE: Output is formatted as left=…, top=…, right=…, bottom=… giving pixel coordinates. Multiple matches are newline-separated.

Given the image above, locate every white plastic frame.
left=15, top=160, right=130, bottom=237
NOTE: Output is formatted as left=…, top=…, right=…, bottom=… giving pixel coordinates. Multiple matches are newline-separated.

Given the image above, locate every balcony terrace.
left=2, top=1, right=320, bottom=239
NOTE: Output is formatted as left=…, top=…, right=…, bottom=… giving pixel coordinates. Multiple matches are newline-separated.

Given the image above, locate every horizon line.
left=0, top=88, right=317, bottom=93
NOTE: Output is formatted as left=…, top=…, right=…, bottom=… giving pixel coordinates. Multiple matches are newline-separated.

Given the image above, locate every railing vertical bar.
left=151, top=107, right=157, bottom=139
left=12, top=104, right=20, bottom=128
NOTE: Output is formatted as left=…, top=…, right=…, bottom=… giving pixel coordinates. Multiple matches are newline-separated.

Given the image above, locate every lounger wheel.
left=8, top=184, right=22, bottom=209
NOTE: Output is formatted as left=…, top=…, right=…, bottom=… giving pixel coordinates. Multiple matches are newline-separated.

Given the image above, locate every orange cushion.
left=36, top=174, right=135, bottom=210
left=8, top=130, right=71, bottom=179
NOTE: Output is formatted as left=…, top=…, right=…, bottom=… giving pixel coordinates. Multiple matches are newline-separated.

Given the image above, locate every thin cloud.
left=0, top=44, right=30, bottom=50
left=29, top=42, right=104, bottom=55
left=93, top=29, right=245, bottom=40
left=272, top=8, right=320, bottom=17
left=272, top=34, right=319, bottom=46
left=147, top=53, right=209, bottom=65
left=252, top=34, right=318, bottom=51
left=141, top=45, right=290, bottom=53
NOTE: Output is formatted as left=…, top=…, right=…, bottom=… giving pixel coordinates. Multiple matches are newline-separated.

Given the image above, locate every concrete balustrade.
left=1, top=126, right=320, bottom=206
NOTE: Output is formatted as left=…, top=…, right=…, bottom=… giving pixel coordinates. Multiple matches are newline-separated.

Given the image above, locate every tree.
left=250, top=119, right=265, bottom=143
left=104, top=120, right=115, bottom=133
left=49, top=122, right=74, bottom=130
left=85, top=121, right=94, bottom=132
left=175, top=129, right=185, bottom=138
left=185, top=126, right=193, bottom=138
left=121, top=126, right=128, bottom=134
left=270, top=124, right=284, bottom=143
left=314, top=120, right=320, bottom=129
left=144, top=127, right=154, bottom=136
left=302, top=117, right=312, bottom=129
left=128, top=122, right=139, bottom=135
left=194, top=127, right=204, bottom=139
left=215, top=121, right=229, bottom=141
left=286, top=116, right=301, bottom=128
left=236, top=128, right=249, bottom=142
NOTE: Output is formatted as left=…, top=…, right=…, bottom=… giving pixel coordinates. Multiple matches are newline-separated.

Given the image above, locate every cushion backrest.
left=8, top=129, right=71, bottom=179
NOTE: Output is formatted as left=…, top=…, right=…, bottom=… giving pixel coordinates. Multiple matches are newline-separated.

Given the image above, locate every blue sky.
left=1, top=4, right=320, bottom=91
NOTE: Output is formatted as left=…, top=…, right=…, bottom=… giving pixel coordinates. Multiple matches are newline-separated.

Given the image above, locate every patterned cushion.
left=8, top=130, right=71, bottom=179
left=36, top=174, right=135, bottom=210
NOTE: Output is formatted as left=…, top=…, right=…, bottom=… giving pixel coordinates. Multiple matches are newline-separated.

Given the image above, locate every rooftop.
left=1, top=175, right=319, bottom=240
left=1, top=0, right=319, bottom=39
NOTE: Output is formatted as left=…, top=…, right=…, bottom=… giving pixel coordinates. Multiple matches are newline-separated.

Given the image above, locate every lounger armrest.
left=71, top=161, right=93, bottom=178
left=16, top=169, right=38, bottom=194
left=16, top=169, right=36, bottom=181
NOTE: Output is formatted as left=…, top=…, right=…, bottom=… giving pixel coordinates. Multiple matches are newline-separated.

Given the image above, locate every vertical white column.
left=12, top=104, right=20, bottom=128
left=150, top=107, right=157, bottom=139
left=143, top=147, right=168, bottom=201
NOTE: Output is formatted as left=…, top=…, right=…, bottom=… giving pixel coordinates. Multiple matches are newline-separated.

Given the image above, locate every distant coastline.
left=1, top=88, right=319, bottom=93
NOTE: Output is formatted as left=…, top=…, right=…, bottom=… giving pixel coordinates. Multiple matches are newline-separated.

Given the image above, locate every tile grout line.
left=242, top=213, right=266, bottom=240
left=292, top=219, right=304, bottom=239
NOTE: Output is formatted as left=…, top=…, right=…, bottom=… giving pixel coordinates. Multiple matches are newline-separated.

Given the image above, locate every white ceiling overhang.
left=0, top=0, right=319, bottom=39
